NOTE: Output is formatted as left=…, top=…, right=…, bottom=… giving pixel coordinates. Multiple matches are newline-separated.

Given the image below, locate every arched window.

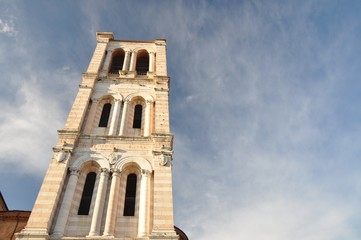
left=78, top=172, right=96, bottom=215
left=98, top=103, right=111, bottom=127
left=109, top=49, right=125, bottom=74
left=135, top=50, right=149, bottom=75
left=123, top=174, right=137, bottom=216
left=133, top=104, right=142, bottom=129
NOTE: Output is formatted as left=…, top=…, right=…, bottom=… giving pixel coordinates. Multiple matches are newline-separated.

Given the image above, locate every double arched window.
left=77, top=171, right=138, bottom=217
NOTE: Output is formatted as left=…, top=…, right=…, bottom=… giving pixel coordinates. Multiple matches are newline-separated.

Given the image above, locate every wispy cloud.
left=0, top=67, right=78, bottom=174
left=0, top=17, right=17, bottom=36
left=2, top=1, right=361, bottom=239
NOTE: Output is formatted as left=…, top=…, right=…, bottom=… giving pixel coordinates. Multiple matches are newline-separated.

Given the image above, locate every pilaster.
left=155, top=39, right=167, bottom=76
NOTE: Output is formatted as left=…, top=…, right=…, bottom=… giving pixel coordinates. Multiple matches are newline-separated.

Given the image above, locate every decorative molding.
left=70, top=154, right=110, bottom=170
left=79, top=84, right=92, bottom=89
left=114, top=156, right=153, bottom=172
left=124, top=92, right=155, bottom=102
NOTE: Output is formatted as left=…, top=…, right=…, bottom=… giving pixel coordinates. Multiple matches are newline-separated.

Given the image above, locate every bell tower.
left=17, top=32, right=181, bottom=239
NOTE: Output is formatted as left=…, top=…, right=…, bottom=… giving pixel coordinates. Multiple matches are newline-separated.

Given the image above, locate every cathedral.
left=16, top=32, right=187, bottom=240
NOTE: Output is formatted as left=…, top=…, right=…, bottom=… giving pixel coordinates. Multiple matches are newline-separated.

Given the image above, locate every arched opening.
left=109, top=49, right=125, bottom=74
left=78, top=172, right=96, bottom=215
left=135, top=50, right=149, bottom=75
left=98, top=103, right=112, bottom=127
left=123, top=174, right=137, bottom=216
left=132, top=104, right=143, bottom=129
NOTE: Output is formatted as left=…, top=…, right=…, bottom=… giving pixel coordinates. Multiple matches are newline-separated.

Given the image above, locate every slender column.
left=102, top=50, right=113, bottom=72
left=88, top=168, right=110, bottom=236
left=144, top=100, right=152, bottom=137
left=119, top=100, right=129, bottom=136
left=129, top=51, right=137, bottom=71
left=108, top=99, right=121, bottom=135
left=122, top=51, right=130, bottom=71
left=103, top=170, right=121, bottom=236
left=83, top=99, right=98, bottom=134
left=138, top=169, right=152, bottom=237
left=149, top=52, right=155, bottom=72
left=52, top=168, right=80, bottom=238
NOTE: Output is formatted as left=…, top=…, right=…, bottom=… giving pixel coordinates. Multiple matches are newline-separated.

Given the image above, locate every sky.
left=1, top=0, right=361, bottom=239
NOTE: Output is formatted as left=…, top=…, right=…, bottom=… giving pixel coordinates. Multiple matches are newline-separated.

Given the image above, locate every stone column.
left=149, top=52, right=155, bottom=72
left=138, top=169, right=152, bottom=237
left=103, top=169, right=121, bottom=236
left=129, top=51, right=137, bottom=71
left=144, top=100, right=152, bottom=137
left=119, top=100, right=129, bottom=136
left=52, top=167, right=80, bottom=238
left=83, top=99, right=98, bottom=134
left=108, top=99, right=121, bottom=135
left=122, top=51, right=130, bottom=71
left=88, top=168, right=110, bottom=236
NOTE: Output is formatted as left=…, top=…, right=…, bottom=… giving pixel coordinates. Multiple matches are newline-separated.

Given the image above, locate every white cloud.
left=0, top=17, right=17, bottom=36
left=168, top=1, right=361, bottom=239
left=194, top=196, right=355, bottom=240
left=0, top=67, right=77, bottom=174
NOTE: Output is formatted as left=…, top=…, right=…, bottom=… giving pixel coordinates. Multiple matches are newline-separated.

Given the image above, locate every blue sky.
left=1, top=1, right=361, bottom=239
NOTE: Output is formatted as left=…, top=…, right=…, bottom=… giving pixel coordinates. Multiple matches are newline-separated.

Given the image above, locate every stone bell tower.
left=17, top=32, right=181, bottom=239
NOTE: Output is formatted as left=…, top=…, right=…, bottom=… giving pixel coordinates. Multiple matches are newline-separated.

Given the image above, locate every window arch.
left=109, top=49, right=125, bottom=74
left=133, top=104, right=143, bottom=129
left=135, top=50, right=149, bottom=75
left=123, top=174, right=137, bottom=216
left=78, top=172, right=96, bottom=215
left=98, top=103, right=112, bottom=127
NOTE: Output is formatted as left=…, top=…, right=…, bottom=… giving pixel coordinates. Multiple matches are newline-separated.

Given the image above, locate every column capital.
left=145, top=99, right=153, bottom=104
left=124, top=99, right=131, bottom=104
left=141, top=169, right=152, bottom=177
left=91, top=98, right=99, bottom=103
left=111, top=168, right=121, bottom=176
left=69, top=167, right=80, bottom=175
left=100, top=168, right=110, bottom=175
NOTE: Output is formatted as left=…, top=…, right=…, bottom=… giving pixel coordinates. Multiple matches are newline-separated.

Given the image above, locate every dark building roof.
left=0, top=191, right=9, bottom=211
left=175, top=226, right=189, bottom=240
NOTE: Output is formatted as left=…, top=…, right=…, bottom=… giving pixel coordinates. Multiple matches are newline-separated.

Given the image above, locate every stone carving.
left=56, top=151, right=70, bottom=163
left=158, top=154, right=172, bottom=166
left=54, top=141, right=72, bottom=163
left=153, top=145, right=173, bottom=166
left=104, top=147, right=121, bottom=165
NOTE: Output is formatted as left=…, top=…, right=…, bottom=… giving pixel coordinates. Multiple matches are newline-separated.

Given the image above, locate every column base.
left=15, top=227, right=50, bottom=240
left=86, top=234, right=100, bottom=238
left=50, top=232, right=63, bottom=240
